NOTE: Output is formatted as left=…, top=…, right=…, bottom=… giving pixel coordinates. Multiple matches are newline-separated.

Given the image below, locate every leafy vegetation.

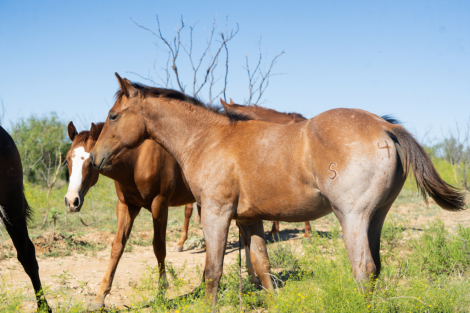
left=9, top=113, right=70, bottom=185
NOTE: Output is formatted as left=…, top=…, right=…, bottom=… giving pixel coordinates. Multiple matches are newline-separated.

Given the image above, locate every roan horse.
left=220, top=99, right=312, bottom=238
left=0, top=126, right=51, bottom=312
left=64, top=122, right=200, bottom=310
left=90, top=74, right=465, bottom=307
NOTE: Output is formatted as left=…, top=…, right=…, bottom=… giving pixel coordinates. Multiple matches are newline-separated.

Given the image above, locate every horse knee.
left=205, top=267, right=223, bottom=285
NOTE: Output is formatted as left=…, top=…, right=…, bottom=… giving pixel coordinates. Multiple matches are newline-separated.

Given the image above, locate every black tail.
left=387, top=126, right=466, bottom=211
left=23, top=191, right=33, bottom=224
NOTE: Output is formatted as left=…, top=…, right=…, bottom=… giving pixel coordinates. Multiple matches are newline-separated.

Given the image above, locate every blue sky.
left=0, top=1, right=469, bottom=143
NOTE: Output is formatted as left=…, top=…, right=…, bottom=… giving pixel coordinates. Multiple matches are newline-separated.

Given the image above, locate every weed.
left=51, top=270, right=73, bottom=285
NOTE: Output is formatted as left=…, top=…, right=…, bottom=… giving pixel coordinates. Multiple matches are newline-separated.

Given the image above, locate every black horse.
left=0, top=126, right=51, bottom=312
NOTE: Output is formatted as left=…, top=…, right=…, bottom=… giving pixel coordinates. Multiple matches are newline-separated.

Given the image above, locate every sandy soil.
left=2, top=200, right=469, bottom=312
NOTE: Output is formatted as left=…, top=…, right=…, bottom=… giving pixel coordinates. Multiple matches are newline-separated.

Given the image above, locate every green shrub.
left=10, top=113, right=70, bottom=185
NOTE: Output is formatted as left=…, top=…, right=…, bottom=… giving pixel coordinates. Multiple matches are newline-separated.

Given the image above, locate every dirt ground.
left=1, top=200, right=469, bottom=312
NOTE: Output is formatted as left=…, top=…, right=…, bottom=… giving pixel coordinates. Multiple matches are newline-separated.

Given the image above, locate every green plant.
left=268, top=237, right=300, bottom=272
left=10, top=113, right=70, bottom=185
left=48, top=207, right=62, bottom=233
left=51, top=270, right=73, bottom=286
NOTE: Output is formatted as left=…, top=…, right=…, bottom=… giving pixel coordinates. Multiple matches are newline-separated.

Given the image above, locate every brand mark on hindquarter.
left=329, top=162, right=338, bottom=179
left=377, top=141, right=391, bottom=158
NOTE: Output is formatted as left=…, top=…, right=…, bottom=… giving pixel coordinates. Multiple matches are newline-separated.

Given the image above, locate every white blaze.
left=66, top=147, right=90, bottom=197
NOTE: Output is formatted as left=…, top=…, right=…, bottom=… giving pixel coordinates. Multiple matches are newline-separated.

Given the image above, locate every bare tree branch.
left=132, top=15, right=186, bottom=92
left=41, top=142, right=65, bottom=228
left=441, top=118, right=470, bottom=190
left=244, top=38, right=286, bottom=105
left=22, top=149, right=43, bottom=175
left=131, top=15, right=283, bottom=106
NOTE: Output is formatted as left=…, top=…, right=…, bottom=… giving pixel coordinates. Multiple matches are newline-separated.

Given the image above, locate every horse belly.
left=236, top=188, right=332, bottom=222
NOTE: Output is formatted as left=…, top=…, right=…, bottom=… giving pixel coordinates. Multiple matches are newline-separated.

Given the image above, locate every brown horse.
left=221, top=98, right=306, bottom=124
left=220, top=99, right=312, bottom=238
left=0, top=126, right=51, bottom=312
left=64, top=122, right=198, bottom=311
left=90, top=74, right=465, bottom=307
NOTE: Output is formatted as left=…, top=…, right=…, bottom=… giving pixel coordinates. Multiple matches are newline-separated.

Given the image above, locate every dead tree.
left=244, top=40, right=285, bottom=105
left=41, top=143, right=65, bottom=228
left=130, top=16, right=284, bottom=105
left=442, top=118, right=470, bottom=190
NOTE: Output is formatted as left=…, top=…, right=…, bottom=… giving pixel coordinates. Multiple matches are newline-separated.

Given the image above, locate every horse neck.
left=141, top=97, right=221, bottom=167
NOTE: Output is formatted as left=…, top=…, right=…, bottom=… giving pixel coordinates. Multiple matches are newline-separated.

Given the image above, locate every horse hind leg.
left=237, top=222, right=260, bottom=288
left=175, top=203, right=193, bottom=252
left=367, top=204, right=393, bottom=279
left=304, top=221, right=312, bottom=238
left=339, top=203, right=392, bottom=295
left=339, top=212, right=378, bottom=290
left=238, top=221, right=274, bottom=292
left=266, top=221, right=280, bottom=238
left=4, top=213, right=52, bottom=312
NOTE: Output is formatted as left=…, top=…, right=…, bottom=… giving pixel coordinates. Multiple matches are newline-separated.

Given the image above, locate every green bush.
left=10, top=113, right=70, bottom=185
left=409, top=219, right=470, bottom=276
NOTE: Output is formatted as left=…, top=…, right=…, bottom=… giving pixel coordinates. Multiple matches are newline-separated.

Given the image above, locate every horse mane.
left=73, top=123, right=105, bottom=144
left=288, top=112, right=307, bottom=121
left=381, top=115, right=401, bottom=125
left=115, top=83, right=252, bottom=124
left=228, top=101, right=307, bottom=121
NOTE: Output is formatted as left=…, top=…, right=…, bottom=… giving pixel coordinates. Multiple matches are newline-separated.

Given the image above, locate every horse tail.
left=385, top=125, right=466, bottom=211
left=23, top=190, right=33, bottom=224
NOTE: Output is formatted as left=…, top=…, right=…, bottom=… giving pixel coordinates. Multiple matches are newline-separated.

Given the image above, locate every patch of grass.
left=408, top=219, right=470, bottom=277
left=268, top=236, right=300, bottom=272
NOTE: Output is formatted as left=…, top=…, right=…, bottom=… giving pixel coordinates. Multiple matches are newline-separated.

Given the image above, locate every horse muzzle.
left=64, top=195, right=83, bottom=213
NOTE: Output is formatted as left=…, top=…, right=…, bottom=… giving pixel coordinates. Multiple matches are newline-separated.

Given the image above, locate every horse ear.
left=287, top=115, right=296, bottom=125
left=90, top=123, right=101, bottom=141
left=230, top=98, right=235, bottom=105
left=220, top=98, right=231, bottom=111
left=68, top=122, right=78, bottom=141
left=115, top=72, right=137, bottom=98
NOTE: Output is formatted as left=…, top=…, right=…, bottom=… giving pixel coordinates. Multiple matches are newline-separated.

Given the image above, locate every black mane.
left=381, top=115, right=401, bottom=125
left=116, top=82, right=251, bottom=124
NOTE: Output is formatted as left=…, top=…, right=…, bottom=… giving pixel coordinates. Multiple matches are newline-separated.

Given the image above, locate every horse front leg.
left=89, top=200, right=141, bottom=311
left=201, top=204, right=232, bottom=309
left=151, top=195, right=169, bottom=289
left=174, top=203, right=193, bottom=252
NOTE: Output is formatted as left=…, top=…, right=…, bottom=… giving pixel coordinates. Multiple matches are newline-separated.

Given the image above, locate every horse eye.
left=109, top=114, right=119, bottom=121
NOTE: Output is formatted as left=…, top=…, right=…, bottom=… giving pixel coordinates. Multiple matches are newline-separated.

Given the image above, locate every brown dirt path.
left=2, top=199, right=469, bottom=312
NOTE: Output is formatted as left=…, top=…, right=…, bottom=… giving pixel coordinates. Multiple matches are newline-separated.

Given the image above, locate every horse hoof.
left=87, top=301, right=105, bottom=312
left=174, top=246, right=183, bottom=252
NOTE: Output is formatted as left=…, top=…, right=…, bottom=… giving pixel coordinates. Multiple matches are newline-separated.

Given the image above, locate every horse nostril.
left=64, top=197, right=69, bottom=207
left=73, top=197, right=80, bottom=207
left=89, top=153, right=95, bottom=166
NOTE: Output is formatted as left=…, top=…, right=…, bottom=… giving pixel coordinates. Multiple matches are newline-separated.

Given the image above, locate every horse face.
left=90, top=73, right=146, bottom=170
left=64, top=123, right=100, bottom=213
